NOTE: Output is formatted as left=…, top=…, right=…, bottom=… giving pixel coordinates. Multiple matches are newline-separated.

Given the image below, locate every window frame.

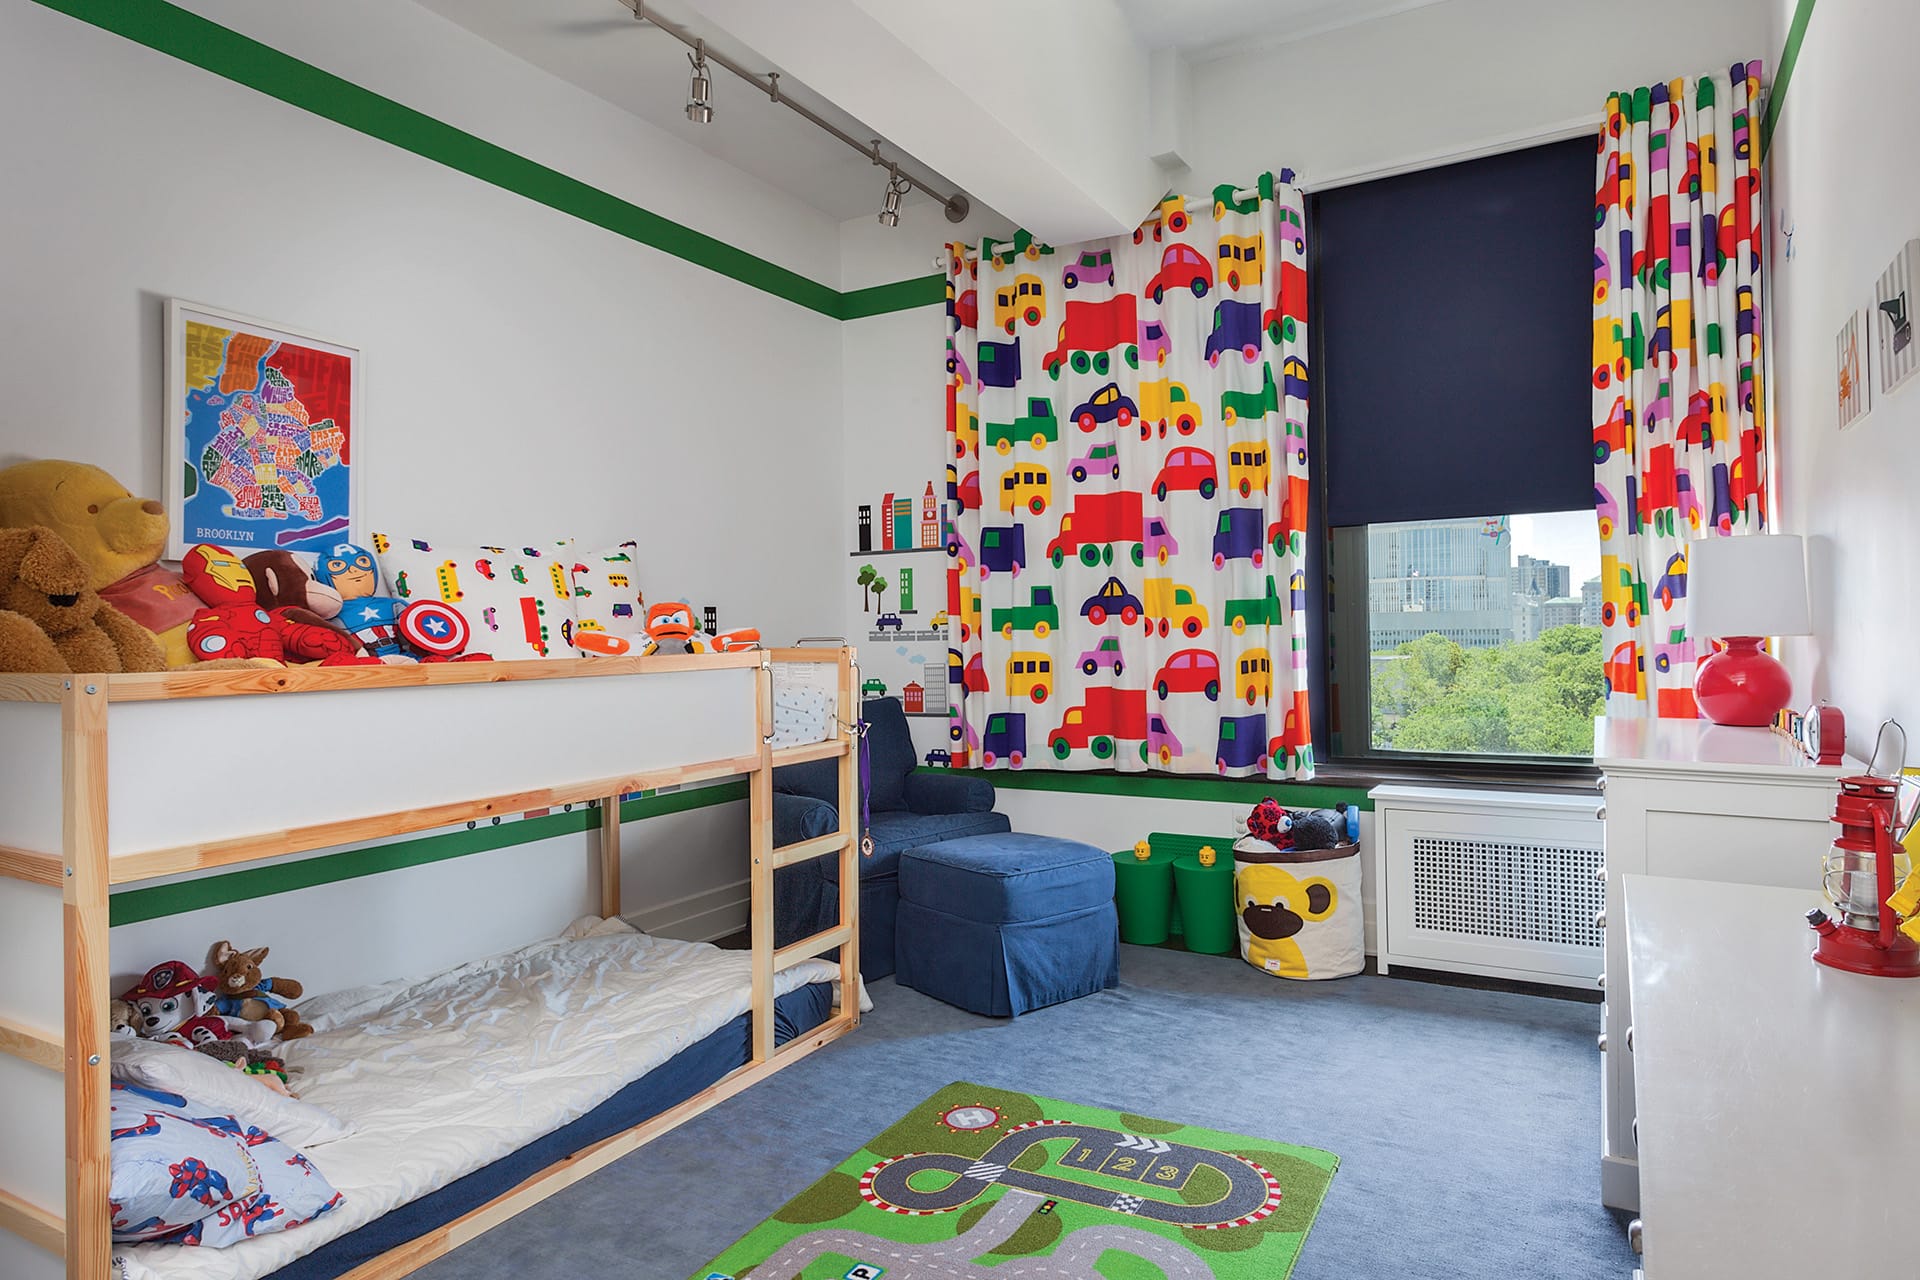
left=1304, top=186, right=1600, bottom=781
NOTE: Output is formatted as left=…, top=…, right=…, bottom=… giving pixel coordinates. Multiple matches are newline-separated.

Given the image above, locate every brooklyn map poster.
left=163, top=299, right=361, bottom=559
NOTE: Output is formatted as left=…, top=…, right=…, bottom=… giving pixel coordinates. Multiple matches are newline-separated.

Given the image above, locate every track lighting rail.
left=623, top=0, right=971, bottom=224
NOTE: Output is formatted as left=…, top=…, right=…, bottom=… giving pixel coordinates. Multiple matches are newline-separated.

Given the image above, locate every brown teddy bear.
left=0, top=526, right=166, bottom=674
left=0, top=460, right=200, bottom=668
left=206, top=941, right=312, bottom=1041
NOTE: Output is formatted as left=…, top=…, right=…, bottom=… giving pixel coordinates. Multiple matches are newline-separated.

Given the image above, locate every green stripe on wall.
left=107, top=782, right=748, bottom=926
left=841, top=274, right=947, bottom=320
left=932, top=769, right=1374, bottom=811
left=30, top=0, right=942, bottom=321
left=1762, top=0, right=1819, bottom=157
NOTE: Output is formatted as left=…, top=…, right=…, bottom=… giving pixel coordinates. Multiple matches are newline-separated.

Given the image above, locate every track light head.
left=879, top=168, right=908, bottom=228
left=686, top=43, right=713, bottom=124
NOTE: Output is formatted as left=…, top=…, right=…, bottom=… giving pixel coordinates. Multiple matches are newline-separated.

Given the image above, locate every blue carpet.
left=410, top=945, right=1635, bottom=1279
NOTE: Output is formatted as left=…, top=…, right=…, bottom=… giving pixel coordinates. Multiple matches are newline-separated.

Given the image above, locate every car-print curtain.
left=1592, top=62, right=1767, bottom=719
left=943, top=172, right=1313, bottom=779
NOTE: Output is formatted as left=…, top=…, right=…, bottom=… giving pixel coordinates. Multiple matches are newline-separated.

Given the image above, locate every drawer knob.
left=1594, top=909, right=1607, bottom=930
left=1626, top=1025, right=1634, bottom=1051
left=1594, top=863, right=1608, bottom=884
left=1594, top=804, right=1607, bottom=822
left=1628, top=1219, right=1643, bottom=1254
left=1596, top=972, right=1606, bottom=991
left=1597, top=1033, right=1608, bottom=1052
left=1596, top=774, right=1608, bottom=793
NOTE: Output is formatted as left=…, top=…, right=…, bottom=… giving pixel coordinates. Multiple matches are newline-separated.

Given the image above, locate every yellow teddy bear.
left=0, top=460, right=199, bottom=667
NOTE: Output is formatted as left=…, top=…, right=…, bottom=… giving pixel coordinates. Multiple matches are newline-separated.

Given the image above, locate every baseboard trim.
left=1378, top=961, right=1604, bottom=1004
left=627, top=879, right=749, bottom=942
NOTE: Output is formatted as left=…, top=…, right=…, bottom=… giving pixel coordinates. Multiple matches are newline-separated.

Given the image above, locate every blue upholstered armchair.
left=773, top=697, right=1008, bottom=978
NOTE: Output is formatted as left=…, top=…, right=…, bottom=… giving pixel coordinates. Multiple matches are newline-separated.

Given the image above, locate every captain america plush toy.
left=313, top=541, right=408, bottom=658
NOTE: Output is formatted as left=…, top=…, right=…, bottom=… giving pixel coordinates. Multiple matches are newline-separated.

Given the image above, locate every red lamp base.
left=1693, top=636, right=1791, bottom=726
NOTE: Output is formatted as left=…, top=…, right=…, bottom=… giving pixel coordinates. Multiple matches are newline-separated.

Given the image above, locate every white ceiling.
left=416, top=0, right=1462, bottom=225
left=1111, top=0, right=1459, bottom=61
left=414, top=0, right=959, bottom=223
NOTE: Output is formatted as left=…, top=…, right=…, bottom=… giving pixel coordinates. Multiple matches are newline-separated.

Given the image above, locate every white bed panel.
left=110, top=828, right=600, bottom=1000
left=0, top=701, right=62, bottom=855
left=106, top=666, right=758, bottom=857
left=0, top=1052, right=65, bottom=1222
left=0, top=1226, right=62, bottom=1280
left=0, top=881, right=65, bottom=1032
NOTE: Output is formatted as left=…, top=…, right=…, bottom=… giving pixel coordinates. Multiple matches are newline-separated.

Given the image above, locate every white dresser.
left=1625, top=876, right=1916, bottom=1277
left=1592, top=716, right=1859, bottom=1213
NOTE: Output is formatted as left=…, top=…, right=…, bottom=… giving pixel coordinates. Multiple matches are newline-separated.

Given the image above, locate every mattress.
left=114, top=920, right=841, bottom=1280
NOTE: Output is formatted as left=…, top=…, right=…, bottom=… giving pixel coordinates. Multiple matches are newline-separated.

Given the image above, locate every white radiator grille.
left=1411, top=835, right=1603, bottom=949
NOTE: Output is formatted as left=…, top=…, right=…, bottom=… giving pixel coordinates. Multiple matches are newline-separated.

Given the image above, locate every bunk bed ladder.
left=752, top=648, right=864, bottom=1065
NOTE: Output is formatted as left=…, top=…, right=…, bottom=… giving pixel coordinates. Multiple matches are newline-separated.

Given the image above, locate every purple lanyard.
left=857, top=719, right=874, bottom=856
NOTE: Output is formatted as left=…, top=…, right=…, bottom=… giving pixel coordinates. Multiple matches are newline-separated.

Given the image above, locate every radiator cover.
left=1373, top=785, right=1605, bottom=987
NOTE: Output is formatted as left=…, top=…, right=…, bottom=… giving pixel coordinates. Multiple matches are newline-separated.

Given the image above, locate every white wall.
left=0, top=0, right=847, bottom=1001
left=0, top=1, right=845, bottom=634
left=1765, top=0, right=1920, bottom=757
left=1183, top=0, right=1767, bottom=193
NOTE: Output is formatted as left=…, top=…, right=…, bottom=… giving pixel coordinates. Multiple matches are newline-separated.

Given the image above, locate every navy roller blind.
left=1317, top=138, right=1595, bottom=527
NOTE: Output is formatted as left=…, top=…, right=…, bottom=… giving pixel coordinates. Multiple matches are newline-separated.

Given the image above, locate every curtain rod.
left=939, top=185, right=1269, bottom=267
left=936, top=112, right=1605, bottom=268
left=622, top=0, right=970, bottom=223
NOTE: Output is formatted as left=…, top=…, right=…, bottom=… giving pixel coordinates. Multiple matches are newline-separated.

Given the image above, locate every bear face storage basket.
left=1232, top=829, right=1364, bottom=981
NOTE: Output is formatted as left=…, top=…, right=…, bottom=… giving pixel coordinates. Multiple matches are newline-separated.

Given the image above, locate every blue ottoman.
left=894, top=833, right=1120, bottom=1017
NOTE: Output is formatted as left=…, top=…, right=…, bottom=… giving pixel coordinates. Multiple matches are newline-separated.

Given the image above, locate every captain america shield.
left=399, top=600, right=470, bottom=656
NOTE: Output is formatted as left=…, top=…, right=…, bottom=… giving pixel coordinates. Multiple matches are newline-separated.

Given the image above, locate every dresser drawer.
left=1642, top=810, right=1828, bottom=888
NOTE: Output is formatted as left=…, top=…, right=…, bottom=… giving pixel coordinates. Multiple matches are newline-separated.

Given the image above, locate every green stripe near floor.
left=107, top=782, right=748, bottom=926
left=28, top=0, right=938, bottom=322
left=931, top=768, right=1374, bottom=811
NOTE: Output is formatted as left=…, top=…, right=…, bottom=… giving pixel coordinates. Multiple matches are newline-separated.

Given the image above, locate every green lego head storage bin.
left=1231, top=836, right=1364, bottom=980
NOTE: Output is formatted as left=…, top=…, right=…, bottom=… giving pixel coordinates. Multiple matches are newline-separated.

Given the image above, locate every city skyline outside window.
left=1361, top=510, right=1605, bottom=758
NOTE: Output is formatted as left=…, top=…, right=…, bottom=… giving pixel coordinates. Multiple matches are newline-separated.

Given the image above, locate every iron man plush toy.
left=180, top=544, right=364, bottom=664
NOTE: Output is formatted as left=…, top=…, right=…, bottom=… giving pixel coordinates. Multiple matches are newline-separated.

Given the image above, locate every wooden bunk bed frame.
left=0, top=646, right=862, bottom=1280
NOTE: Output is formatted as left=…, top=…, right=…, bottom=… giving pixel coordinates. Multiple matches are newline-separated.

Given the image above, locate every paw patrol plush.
left=121, top=960, right=276, bottom=1048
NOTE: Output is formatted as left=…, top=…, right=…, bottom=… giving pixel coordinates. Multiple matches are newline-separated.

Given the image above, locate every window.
left=1312, top=138, right=1599, bottom=766
left=1330, top=510, right=1603, bottom=758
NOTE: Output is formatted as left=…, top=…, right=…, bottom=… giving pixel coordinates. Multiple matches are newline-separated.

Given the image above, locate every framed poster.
left=163, top=299, right=361, bottom=560
left=1837, top=306, right=1871, bottom=429
left=1873, top=238, right=1918, bottom=399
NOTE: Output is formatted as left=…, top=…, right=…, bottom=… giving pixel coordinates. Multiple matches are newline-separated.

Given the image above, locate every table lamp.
left=1686, top=534, right=1811, bottom=726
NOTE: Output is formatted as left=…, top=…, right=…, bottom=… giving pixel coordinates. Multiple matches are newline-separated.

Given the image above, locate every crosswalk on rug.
left=695, top=1081, right=1339, bottom=1279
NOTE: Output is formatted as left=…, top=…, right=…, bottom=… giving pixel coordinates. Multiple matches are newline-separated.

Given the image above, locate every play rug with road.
left=694, top=1081, right=1338, bottom=1280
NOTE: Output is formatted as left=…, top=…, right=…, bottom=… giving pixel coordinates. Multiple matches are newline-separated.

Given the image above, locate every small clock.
left=1799, top=702, right=1845, bottom=765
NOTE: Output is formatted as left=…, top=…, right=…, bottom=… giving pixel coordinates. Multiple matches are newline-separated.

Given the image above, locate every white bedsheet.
left=114, top=920, right=839, bottom=1280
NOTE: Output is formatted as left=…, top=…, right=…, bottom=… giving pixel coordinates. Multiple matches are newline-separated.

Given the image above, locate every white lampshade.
left=1686, top=534, right=1811, bottom=638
